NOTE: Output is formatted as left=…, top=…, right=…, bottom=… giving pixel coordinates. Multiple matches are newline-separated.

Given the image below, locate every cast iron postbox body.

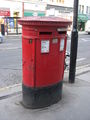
left=18, top=17, right=71, bottom=108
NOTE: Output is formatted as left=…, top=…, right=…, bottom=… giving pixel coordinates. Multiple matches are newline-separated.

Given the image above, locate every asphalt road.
left=67, top=32, right=90, bottom=67
left=0, top=36, right=22, bottom=88
left=0, top=33, right=90, bottom=87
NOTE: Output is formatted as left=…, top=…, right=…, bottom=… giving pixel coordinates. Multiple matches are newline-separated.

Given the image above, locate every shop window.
left=13, top=12, right=19, bottom=17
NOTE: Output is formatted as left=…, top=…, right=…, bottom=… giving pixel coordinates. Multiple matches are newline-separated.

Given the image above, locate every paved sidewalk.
left=78, top=31, right=87, bottom=35
left=0, top=70, right=90, bottom=120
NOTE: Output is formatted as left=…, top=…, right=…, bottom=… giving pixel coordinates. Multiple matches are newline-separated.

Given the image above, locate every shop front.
left=78, top=14, right=88, bottom=31
left=5, top=11, right=22, bottom=35
left=24, top=11, right=45, bottom=17
left=24, top=1, right=46, bottom=17
left=4, top=16, right=21, bottom=35
left=0, top=8, right=10, bottom=34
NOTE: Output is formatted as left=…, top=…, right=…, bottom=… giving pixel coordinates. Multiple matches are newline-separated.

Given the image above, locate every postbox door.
left=35, top=36, right=66, bottom=87
left=22, top=37, right=36, bottom=87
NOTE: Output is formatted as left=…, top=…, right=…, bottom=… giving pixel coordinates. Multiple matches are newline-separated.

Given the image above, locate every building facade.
left=45, top=0, right=73, bottom=21
left=44, top=0, right=90, bottom=31
left=0, top=0, right=22, bottom=34
left=78, top=0, right=90, bottom=31
left=0, top=0, right=46, bottom=34
left=24, top=1, right=46, bottom=17
left=0, top=0, right=90, bottom=34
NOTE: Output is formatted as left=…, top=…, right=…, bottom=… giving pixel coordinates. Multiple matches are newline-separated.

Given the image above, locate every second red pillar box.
left=18, top=17, right=71, bottom=108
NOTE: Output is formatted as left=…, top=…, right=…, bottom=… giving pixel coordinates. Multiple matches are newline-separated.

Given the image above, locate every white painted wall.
left=79, top=0, right=90, bottom=14
left=45, top=0, right=90, bottom=11
left=24, top=2, right=46, bottom=11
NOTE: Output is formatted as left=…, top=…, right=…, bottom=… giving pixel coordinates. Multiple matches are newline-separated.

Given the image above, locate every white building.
left=24, top=1, right=46, bottom=17
left=41, top=0, right=73, bottom=21
left=78, top=0, right=90, bottom=31
left=43, top=0, right=90, bottom=31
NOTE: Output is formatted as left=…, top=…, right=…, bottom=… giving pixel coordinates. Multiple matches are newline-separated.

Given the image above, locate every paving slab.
left=0, top=69, right=22, bottom=88
left=0, top=77, right=90, bottom=120
left=77, top=72, right=90, bottom=82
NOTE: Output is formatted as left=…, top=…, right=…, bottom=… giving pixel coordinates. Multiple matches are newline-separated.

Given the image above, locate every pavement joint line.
left=77, top=58, right=86, bottom=62
left=76, top=70, right=90, bottom=76
left=76, top=64, right=90, bottom=70
left=0, top=68, right=22, bottom=70
left=81, top=39, right=90, bottom=42
left=0, top=47, right=21, bottom=50
left=5, top=35, right=22, bottom=37
left=64, top=64, right=90, bottom=73
left=76, top=77, right=90, bottom=85
left=0, top=83, right=22, bottom=92
left=0, top=91, right=22, bottom=100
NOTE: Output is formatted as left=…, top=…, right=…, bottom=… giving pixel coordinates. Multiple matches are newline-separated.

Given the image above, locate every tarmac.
left=0, top=66, right=90, bottom=120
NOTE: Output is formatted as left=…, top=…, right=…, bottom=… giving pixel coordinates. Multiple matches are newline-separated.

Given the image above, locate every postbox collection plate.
left=41, top=40, right=50, bottom=53
left=60, top=38, right=65, bottom=51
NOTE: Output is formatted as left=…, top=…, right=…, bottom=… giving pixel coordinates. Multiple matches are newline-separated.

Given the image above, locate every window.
left=89, top=7, right=90, bottom=14
left=50, top=0, right=54, bottom=2
left=56, top=0, right=64, bottom=3
left=79, top=5, right=81, bottom=14
left=61, top=0, right=64, bottom=4
left=86, top=6, right=88, bottom=14
left=82, top=5, right=84, bottom=14
left=79, top=5, right=85, bottom=14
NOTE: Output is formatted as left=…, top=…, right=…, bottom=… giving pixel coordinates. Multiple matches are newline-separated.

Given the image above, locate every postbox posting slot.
left=58, top=31, right=66, bottom=34
left=39, top=32, right=52, bottom=35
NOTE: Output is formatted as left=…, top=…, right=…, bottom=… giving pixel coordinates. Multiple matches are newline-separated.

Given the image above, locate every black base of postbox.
left=22, top=81, right=63, bottom=109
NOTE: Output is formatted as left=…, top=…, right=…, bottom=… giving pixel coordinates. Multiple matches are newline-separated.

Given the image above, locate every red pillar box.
left=18, top=17, right=71, bottom=109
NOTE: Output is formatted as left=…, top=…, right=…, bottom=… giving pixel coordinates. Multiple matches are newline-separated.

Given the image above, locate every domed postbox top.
left=18, top=16, right=72, bottom=27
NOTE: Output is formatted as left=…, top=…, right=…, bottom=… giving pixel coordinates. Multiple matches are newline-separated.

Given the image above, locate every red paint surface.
left=19, top=17, right=71, bottom=88
left=36, top=36, right=66, bottom=87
